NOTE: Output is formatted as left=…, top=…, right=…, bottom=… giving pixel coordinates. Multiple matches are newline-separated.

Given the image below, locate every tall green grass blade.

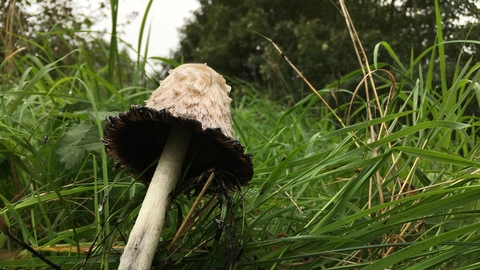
left=434, top=0, right=448, bottom=96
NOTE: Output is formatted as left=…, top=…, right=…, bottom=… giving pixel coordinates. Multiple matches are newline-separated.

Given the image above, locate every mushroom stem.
left=119, top=125, right=192, bottom=270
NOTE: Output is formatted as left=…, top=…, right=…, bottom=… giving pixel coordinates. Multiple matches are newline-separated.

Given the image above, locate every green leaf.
left=474, top=82, right=480, bottom=107
left=55, top=121, right=102, bottom=170
left=396, top=146, right=480, bottom=168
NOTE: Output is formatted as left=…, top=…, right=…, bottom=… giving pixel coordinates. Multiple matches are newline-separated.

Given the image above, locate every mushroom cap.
left=146, top=63, right=234, bottom=137
left=103, top=64, right=253, bottom=193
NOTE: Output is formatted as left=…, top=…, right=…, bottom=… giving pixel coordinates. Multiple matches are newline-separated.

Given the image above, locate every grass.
left=1, top=0, right=480, bottom=269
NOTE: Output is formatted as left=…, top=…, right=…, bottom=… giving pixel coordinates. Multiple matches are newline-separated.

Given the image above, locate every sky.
left=89, top=0, right=201, bottom=60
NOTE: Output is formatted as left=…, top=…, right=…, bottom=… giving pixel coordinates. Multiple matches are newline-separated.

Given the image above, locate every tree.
left=172, top=0, right=480, bottom=100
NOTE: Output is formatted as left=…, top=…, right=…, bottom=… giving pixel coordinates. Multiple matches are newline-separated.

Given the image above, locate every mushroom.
left=103, top=63, right=253, bottom=270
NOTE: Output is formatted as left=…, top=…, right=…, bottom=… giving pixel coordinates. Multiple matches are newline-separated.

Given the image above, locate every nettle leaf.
left=56, top=121, right=103, bottom=170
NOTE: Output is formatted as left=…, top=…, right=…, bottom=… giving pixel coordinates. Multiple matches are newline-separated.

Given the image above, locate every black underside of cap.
left=103, top=105, right=253, bottom=194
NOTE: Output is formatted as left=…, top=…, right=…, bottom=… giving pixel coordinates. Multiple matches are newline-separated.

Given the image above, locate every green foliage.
left=1, top=0, right=103, bottom=68
left=55, top=121, right=103, bottom=170
left=173, top=0, right=480, bottom=101
left=1, top=0, right=480, bottom=269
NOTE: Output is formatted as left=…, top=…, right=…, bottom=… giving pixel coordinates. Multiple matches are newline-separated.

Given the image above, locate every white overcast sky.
left=88, top=0, right=200, bottom=59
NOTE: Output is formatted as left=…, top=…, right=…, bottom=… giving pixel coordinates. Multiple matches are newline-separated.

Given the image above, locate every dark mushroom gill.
left=103, top=105, right=253, bottom=195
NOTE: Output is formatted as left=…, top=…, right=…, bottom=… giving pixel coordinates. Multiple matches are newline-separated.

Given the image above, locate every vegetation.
left=1, top=0, right=480, bottom=269
left=173, top=0, right=480, bottom=100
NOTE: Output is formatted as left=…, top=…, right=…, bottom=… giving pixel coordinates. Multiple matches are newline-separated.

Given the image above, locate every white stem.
left=119, top=125, right=192, bottom=270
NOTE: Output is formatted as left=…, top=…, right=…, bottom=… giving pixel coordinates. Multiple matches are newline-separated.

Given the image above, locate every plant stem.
left=119, top=125, right=192, bottom=270
left=167, top=171, right=215, bottom=252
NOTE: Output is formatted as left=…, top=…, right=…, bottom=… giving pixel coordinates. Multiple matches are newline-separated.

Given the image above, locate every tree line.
left=171, top=0, right=480, bottom=100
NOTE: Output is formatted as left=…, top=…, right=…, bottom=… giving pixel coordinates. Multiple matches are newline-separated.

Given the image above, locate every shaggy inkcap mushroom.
left=103, top=63, right=253, bottom=269
left=104, top=63, right=253, bottom=194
